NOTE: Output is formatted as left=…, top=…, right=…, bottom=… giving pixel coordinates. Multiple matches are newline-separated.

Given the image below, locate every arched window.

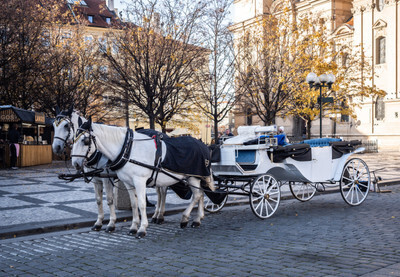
left=375, top=97, right=385, bottom=120
left=376, top=37, right=386, bottom=64
left=246, top=107, right=252, bottom=125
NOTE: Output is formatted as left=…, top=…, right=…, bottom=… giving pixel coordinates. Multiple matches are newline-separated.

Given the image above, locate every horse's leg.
left=92, top=180, right=104, bottom=231
left=104, top=179, right=116, bottom=233
left=120, top=181, right=139, bottom=236
left=135, top=179, right=148, bottom=238
left=180, top=178, right=202, bottom=228
left=151, top=187, right=161, bottom=223
left=152, top=187, right=167, bottom=224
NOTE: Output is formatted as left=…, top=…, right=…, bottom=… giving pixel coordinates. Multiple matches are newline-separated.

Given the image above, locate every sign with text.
left=0, top=109, right=19, bottom=122
left=35, top=112, right=46, bottom=124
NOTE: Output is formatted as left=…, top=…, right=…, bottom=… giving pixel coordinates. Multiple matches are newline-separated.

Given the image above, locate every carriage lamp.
left=306, top=72, right=336, bottom=138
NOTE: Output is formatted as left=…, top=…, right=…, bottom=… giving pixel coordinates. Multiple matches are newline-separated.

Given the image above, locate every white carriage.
left=206, top=125, right=371, bottom=219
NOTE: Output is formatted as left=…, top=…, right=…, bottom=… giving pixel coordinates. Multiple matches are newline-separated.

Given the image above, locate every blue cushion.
left=301, top=138, right=342, bottom=147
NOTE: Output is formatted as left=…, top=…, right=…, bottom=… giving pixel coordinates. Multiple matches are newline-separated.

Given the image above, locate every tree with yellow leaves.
left=234, top=1, right=385, bottom=138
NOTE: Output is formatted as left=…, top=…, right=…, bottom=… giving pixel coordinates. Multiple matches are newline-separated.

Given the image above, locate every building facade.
left=231, top=0, right=400, bottom=150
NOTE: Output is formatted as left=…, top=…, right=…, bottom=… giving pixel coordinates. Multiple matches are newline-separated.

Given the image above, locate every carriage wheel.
left=340, top=158, right=370, bottom=206
left=289, top=182, right=317, bottom=202
left=204, top=194, right=228, bottom=213
left=249, top=174, right=280, bottom=219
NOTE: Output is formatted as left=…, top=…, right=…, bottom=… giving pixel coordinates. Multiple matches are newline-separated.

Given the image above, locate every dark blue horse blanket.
left=161, top=136, right=211, bottom=177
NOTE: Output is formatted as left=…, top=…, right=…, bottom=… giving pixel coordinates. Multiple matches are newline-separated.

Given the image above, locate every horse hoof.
left=151, top=218, right=157, bottom=224
left=180, top=222, right=188, bottom=228
left=191, top=222, right=201, bottom=228
left=128, top=229, right=137, bottom=236
left=105, top=226, right=115, bottom=233
left=156, top=218, right=164, bottom=225
left=136, top=232, right=146, bottom=239
left=91, top=225, right=102, bottom=231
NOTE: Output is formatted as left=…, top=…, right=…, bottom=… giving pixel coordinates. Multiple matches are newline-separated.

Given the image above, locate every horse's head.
left=71, top=116, right=96, bottom=170
left=52, top=105, right=74, bottom=155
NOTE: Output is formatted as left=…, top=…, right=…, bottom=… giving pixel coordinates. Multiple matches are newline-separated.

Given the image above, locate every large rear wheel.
left=340, top=158, right=370, bottom=206
left=249, top=174, right=280, bottom=219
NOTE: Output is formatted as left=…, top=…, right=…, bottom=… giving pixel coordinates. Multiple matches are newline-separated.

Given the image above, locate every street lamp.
left=306, top=72, right=335, bottom=138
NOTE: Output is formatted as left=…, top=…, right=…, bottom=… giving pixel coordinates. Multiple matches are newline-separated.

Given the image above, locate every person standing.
left=9, top=124, right=20, bottom=169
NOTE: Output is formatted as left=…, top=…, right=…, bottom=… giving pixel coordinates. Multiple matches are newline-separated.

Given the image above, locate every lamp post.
left=306, top=72, right=335, bottom=138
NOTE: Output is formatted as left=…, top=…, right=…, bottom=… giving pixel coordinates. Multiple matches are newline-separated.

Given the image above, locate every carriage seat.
left=331, top=140, right=362, bottom=159
left=300, top=138, right=341, bottom=147
left=267, top=144, right=312, bottom=163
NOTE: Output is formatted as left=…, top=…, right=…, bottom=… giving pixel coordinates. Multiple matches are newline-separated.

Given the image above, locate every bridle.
left=71, top=125, right=98, bottom=166
left=53, top=115, right=74, bottom=147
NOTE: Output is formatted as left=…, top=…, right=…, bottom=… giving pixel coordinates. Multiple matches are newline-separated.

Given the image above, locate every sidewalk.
left=0, top=151, right=399, bottom=240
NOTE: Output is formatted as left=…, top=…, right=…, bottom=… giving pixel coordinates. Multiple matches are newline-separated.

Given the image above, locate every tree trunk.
left=214, top=116, right=219, bottom=144
left=306, top=119, right=312, bottom=139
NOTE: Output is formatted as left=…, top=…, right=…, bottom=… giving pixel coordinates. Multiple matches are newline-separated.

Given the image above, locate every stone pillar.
left=114, top=180, right=131, bottom=210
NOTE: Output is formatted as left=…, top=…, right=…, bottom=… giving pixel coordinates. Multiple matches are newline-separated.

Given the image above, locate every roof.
left=67, top=0, right=119, bottom=28
left=0, top=106, right=53, bottom=125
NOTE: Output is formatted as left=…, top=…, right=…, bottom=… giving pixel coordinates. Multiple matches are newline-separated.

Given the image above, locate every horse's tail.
left=204, top=170, right=215, bottom=191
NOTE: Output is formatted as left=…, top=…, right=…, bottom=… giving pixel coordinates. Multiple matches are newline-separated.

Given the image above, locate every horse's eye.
left=64, top=124, right=69, bottom=129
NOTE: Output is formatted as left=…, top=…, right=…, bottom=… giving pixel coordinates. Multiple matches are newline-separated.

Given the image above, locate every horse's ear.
left=78, top=116, right=83, bottom=127
left=55, top=106, right=60, bottom=116
left=67, top=105, right=73, bottom=116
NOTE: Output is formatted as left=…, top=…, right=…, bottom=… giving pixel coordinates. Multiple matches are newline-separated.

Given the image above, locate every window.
left=41, top=32, right=50, bottom=47
left=84, top=36, right=93, bottom=43
left=375, top=97, right=385, bottom=120
left=106, top=17, right=111, bottom=24
left=98, top=37, right=107, bottom=53
left=377, top=37, right=386, bottom=64
left=99, top=66, right=108, bottom=81
left=85, top=65, right=93, bottom=80
left=341, top=53, right=348, bottom=67
left=88, top=15, right=94, bottom=23
left=111, top=40, right=119, bottom=54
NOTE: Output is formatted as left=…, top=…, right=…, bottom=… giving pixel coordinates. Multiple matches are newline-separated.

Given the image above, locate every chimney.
left=107, top=0, right=114, bottom=11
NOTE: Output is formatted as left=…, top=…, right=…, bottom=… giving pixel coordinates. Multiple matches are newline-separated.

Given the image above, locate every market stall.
left=0, top=105, right=53, bottom=168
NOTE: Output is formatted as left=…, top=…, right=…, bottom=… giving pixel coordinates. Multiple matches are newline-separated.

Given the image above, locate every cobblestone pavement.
left=0, top=184, right=399, bottom=277
left=0, top=151, right=399, bottom=240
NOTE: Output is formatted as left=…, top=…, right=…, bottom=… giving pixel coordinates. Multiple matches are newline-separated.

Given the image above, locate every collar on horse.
left=86, top=151, right=103, bottom=167
left=108, top=128, right=134, bottom=171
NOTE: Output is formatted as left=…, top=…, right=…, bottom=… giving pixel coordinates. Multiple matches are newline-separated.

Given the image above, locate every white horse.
left=52, top=107, right=169, bottom=234
left=52, top=107, right=134, bottom=233
left=71, top=117, right=215, bottom=238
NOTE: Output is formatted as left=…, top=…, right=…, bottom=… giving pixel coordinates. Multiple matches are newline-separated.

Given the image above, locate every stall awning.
left=0, top=105, right=53, bottom=126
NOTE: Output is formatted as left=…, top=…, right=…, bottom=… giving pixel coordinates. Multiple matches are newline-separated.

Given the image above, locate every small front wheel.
left=204, top=193, right=228, bottom=213
left=249, top=174, right=280, bottom=219
left=289, top=182, right=317, bottom=202
left=340, top=158, right=370, bottom=206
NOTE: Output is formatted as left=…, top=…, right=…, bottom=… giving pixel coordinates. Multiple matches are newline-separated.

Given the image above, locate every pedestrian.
left=276, top=126, right=289, bottom=146
left=9, top=123, right=20, bottom=169
left=225, top=129, right=233, bottom=137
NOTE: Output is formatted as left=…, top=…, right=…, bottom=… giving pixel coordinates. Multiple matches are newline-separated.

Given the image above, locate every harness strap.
left=86, top=151, right=102, bottom=167
left=129, top=158, right=183, bottom=183
left=108, top=128, right=134, bottom=171
left=146, top=134, right=163, bottom=186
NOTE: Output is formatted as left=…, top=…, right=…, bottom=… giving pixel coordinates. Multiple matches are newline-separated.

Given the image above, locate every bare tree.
left=0, top=0, right=55, bottom=109
left=103, top=0, right=208, bottom=131
left=191, top=0, right=236, bottom=141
